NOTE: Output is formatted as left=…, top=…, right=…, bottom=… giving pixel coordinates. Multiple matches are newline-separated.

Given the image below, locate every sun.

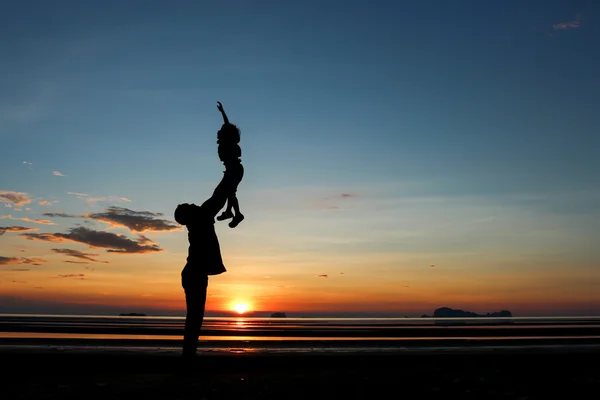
left=233, top=302, right=249, bottom=314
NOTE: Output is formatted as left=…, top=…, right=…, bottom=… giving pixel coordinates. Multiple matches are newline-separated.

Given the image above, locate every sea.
left=1, top=314, right=600, bottom=355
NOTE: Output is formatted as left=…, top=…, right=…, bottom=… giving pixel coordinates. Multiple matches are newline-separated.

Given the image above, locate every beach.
left=3, top=347, right=600, bottom=399
left=2, top=314, right=600, bottom=399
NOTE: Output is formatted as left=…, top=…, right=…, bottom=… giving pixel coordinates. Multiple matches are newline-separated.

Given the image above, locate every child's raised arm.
left=217, top=101, right=229, bottom=125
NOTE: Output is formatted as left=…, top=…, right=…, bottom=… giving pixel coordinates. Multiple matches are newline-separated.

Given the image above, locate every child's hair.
left=218, top=123, right=240, bottom=144
left=174, top=203, right=193, bottom=226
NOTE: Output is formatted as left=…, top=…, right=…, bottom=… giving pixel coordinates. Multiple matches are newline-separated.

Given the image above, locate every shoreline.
left=2, top=335, right=600, bottom=347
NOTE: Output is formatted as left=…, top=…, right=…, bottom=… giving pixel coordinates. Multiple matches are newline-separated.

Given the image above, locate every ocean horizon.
left=1, top=313, right=599, bottom=354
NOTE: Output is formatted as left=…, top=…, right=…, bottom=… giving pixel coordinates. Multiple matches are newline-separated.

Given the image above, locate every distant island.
left=118, top=313, right=147, bottom=316
left=422, top=307, right=513, bottom=318
left=270, top=312, right=287, bottom=318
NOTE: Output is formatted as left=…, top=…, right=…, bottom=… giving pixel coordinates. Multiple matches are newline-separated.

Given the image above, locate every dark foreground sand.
left=3, top=347, right=600, bottom=399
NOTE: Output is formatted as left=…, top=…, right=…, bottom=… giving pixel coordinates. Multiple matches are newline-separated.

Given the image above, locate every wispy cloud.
left=38, top=200, right=52, bottom=206
left=86, top=196, right=132, bottom=204
left=19, top=226, right=162, bottom=254
left=553, top=15, right=581, bottom=30
left=0, top=191, right=31, bottom=206
left=22, top=161, right=33, bottom=171
left=0, top=215, right=55, bottom=225
left=0, top=256, right=46, bottom=266
left=324, top=193, right=360, bottom=200
left=67, top=192, right=131, bottom=204
left=19, top=257, right=47, bottom=265
left=52, top=170, right=66, bottom=177
left=51, top=248, right=108, bottom=263
left=56, top=274, right=85, bottom=279
left=320, top=192, right=360, bottom=210
left=0, top=226, right=38, bottom=235
left=316, top=274, right=329, bottom=278
left=86, top=206, right=180, bottom=233
left=42, top=212, right=83, bottom=218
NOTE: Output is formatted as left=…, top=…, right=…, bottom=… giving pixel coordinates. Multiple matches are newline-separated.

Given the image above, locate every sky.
left=1, top=0, right=599, bottom=317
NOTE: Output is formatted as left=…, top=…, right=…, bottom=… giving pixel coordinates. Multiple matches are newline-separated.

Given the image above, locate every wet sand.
left=3, top=346, right=599, bottom=399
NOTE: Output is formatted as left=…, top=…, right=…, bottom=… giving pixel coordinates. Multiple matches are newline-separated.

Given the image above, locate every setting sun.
left=233, top=303, right=250, bottom=314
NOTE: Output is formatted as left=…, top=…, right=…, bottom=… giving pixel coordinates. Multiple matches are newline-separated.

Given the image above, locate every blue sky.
left=0, top=0, right=598, bottom=316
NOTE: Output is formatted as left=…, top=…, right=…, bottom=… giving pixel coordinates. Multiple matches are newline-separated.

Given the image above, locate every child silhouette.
left=215, top=101, right=244, bottom=228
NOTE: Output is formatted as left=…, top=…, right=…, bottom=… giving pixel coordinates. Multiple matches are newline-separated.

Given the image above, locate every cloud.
left=19, top=257, right=46, bottom=265
left=51, top=248, right=107, bottom=263
left=42, top=212, right=83, bottom=218
left=18, top=233, right=62, bottom=242
left=553, top=15, right=581, bottom=30
left=52, top=170, right=66, bottom=177
left=430, top=264, right=436, bottom=268
left=324, top=193, right=359, bottom=200
left=319, top=192, right=361, bottom=211
left=0, top=215, right=55, bottom=225
left=19, top=226, right=162, bottom=254
left=316, top=274, right=329, bottom=278
left=23, top=161, right=33, bottom=170
left=11, top=268, right=30, bottom=271
left=38, top=201, right=52, bottom=206
left=0, top=226, right=38, bottom=235
left=86, top=206, right=180, bottom=233
left=0, top=191, right=31, bottom=206
left=56, top=274, right=85, bottom=279
left=0, top=256, right=22, bottom=264
left=0, top=256, right=46, bottom=266
left=64, top=260, right=89, bottom=264
left=86, top=196, right=132, bottom=204
left=68, top=192, right=132, bottom=204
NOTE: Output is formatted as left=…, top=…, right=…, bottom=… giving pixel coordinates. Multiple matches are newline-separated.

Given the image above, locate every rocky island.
left=270, top=312, right=287, bottom=318
left=421, top=307, right=513, bottom=325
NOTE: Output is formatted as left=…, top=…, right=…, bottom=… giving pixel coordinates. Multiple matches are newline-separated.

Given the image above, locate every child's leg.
left=216, top=196, right=234, bottom=221
left=228, top=195, right=244, bottom=228
left=229, top=195, right=241, bottom=215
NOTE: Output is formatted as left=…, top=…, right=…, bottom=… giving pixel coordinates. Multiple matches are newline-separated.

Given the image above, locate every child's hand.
left=217, top=101, right=224, bottom=112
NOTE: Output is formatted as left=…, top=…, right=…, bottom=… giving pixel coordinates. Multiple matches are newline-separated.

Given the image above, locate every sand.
left=2, top=346, right=600, bottom=399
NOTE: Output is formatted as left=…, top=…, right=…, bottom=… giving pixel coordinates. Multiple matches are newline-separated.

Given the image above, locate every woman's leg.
left=182, top=274, right=209, bottom=360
